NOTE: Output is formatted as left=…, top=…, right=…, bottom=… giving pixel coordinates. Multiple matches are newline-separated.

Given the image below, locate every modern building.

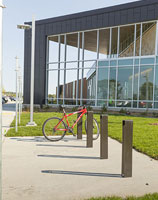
left=24, top=0, right=158, bottom=109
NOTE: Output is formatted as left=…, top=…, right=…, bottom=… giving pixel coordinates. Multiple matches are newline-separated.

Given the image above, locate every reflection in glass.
left=117, top=66, right=133, bottom=100
left=109, top=67, right=116, bottom=106
left=48, top=36, right=58, bottom=63
left=48, top=70, right=58, bottom=104
left=46, top=22, right=158, bottom=110
left=97, top=67, right=108, bottom=100
left=111, top=28, right=118, bottom=58
left=60, top=35, right=65, bottom=62
left=133, top=66, right=139, bottom=101
left=141, top=22, right=156, bottom=56
left=67, top=33, right=78, bottom=61
left=59, top=70, right=64, bottom=100
left=99, top=29, right=110, bottom=59
left=84, top=31, right=97, bottom=60
left=154, top=66, right=158, bottom=108
left=135, top=24, right=140, bottom=56
left=87, top=72, right=96, bottom=100
left=65, top=69, right=77, bottom=101
left=139, top=66, right=154, bottom=102
left=119, top=25, right=134, bottom=57
left=117, top=101, right=131, bottom=108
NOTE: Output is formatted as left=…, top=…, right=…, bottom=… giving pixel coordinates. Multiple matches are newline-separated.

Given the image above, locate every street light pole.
left=17, top=15, right=36, bottom=126
left=18, top=67, right=21, bottom=124
left=15, top=56, right=19, bottom=132
left=0, top=1, right=5, bottom=199
left=27, top=15, right=36, bottom=126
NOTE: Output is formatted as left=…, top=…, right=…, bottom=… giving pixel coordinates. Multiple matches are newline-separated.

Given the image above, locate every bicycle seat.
left=59, top=105, right=65, bottom=111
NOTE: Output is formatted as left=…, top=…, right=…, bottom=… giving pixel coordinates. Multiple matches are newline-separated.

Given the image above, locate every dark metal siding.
left=24, top=0, right=158, bottom=104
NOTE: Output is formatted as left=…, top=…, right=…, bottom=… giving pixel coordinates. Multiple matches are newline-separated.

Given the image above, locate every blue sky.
left=2, top=0, right=139, bottom=92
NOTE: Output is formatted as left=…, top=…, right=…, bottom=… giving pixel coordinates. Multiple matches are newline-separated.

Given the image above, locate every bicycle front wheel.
left=42, top=117, right=66, bottom=142
left=85, top=118, right=99, bottom=140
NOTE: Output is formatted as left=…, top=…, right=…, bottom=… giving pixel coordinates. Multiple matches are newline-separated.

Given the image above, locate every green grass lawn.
left=6, top=111, right=158, bottom=160
left=85, top=193, right=158, bottom=200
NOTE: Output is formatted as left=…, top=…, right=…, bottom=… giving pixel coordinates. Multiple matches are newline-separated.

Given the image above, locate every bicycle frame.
left=54, top=108, right=87, bottom=131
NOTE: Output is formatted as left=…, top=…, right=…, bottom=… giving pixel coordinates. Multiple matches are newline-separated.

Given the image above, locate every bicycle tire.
left=85, top=118, right=100, bottom=140
left=42, top=117, right=66, bottom=142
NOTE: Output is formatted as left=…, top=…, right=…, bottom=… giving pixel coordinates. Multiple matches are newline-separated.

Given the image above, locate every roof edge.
left=25, top=0, right=158, bottom=26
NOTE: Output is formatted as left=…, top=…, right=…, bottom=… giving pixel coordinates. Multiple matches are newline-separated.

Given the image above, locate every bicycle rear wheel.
left=42, top=117, right=66, bottom=142
left=85, top=118, right=99, bottom=140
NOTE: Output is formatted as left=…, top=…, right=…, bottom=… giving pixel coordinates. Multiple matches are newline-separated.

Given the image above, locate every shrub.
left=119, top=108, right=127, bottom=114
left=87, top=105, right=93, bottom=111
left=101, top=104, right=107, bottom=113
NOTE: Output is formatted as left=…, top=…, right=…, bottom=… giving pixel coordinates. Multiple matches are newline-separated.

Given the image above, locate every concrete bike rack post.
left=100, top=115, right=108, bottom=159
left=121, top=120, right=133, bottom=178
left=77, top=112, right=82, bottom=139
left=86, top=111, right=93, bottom=148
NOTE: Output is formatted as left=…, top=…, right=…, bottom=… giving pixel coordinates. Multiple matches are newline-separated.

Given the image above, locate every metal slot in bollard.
left=86, top=111, right=93, bottom=148
left=100, top=115, right=108, bottom=159
left=77, top=112, right=82, bottom=139
left=121, top=120, right=133, bottom=178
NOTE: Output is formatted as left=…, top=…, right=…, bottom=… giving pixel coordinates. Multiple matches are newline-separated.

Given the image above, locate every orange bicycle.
left=42, top=106, right=99, bottom=142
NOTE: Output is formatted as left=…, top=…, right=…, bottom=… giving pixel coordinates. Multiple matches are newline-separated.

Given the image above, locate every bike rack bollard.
left=86, top=111, right=93, bottom=148
left=100, top=115, right=108, bottom=159
left=121, top=120, right=133, bottom=178
left=77, top=112, right=82, bottom=139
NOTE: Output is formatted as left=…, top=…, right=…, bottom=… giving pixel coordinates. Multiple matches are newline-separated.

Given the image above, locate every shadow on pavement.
left=38, top=154, right=99, bottom=160
left=37, top=144, right=86, bottom=148
left=41, top=170, right=121, bottom=178
left=10, top=136, right=86, bottom=143
left=10, top=137, right=47, bottom=142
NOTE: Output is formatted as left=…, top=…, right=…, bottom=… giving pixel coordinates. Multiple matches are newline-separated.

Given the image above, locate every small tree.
left=2, top=87, right=5, bottom=95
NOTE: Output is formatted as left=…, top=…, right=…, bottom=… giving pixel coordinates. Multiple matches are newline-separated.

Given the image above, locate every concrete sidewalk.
left=2, top=104, right=15, bottom=140
left=2, top=133, right=158, bottom=200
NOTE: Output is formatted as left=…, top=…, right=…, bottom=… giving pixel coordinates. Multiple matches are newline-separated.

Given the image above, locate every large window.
left=46, top=20, right=158, bottom=109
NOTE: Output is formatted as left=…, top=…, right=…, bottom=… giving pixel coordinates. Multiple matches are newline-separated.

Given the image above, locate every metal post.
left=18, top=68, right=21, bottom=124
left=153, top=21, right=158, bottom=108
left=100, top=115, right=108, bottom=159
left=115, top=27, right=120, bottom=107
left=77, top=112, right=82, bottom=139
left=57, top=35, right=61, bottom=105
left=80, top=32, right=84, bottom=106
left=137, top=23, right=143, bottom=108
left=15, top=56, right=19, bottom=132
left=27, top=15, right=36, bottom=126
left=20, top=76, right=23, bottom=115
left=0, top=1, right=4, bottom=199
left=76, top=32, right=80, bottom=105
left=132, top=24, right=137, bottom=108
left=86, top=111, right=93, bottom=148
left=107, top=28, right=112, bottom=107
left=95, top=30, right=99, bottom=106
left=121, top=120, right=133, bottom=178
left=19, top=74, right=22, bottom=119
left=45, top=36, right=49, bottom=105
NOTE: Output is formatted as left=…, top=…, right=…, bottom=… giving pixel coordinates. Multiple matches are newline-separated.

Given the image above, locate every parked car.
left=2, top=98, right=5, bottom=104
left=2, top=96, right=8, bottom=103
left=9, top=96, right=16, bottom=101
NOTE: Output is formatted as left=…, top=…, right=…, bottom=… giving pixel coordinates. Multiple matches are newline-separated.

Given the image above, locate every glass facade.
left=46, top=20, right=158, bottom=109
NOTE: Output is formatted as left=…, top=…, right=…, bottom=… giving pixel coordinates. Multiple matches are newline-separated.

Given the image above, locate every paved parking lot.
left=2, top=104, right=158, bottom=200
